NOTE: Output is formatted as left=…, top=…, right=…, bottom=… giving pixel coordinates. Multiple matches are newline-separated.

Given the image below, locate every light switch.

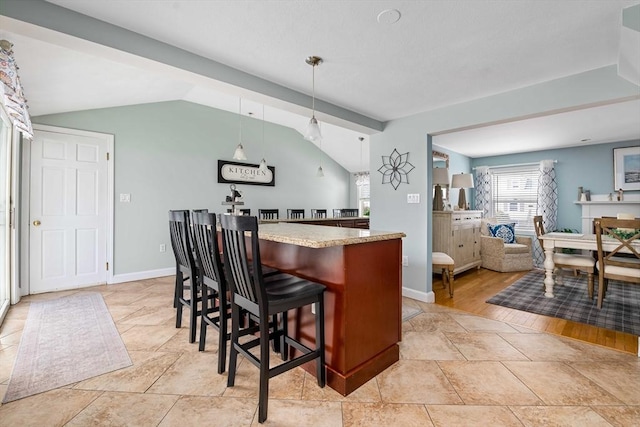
left=407, top=193, right=420, bottom=204
left=119, top=193, right=131, bottom=203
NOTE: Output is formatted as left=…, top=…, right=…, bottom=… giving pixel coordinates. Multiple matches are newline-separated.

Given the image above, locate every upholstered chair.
left=480, top=217, right=534, bottom=272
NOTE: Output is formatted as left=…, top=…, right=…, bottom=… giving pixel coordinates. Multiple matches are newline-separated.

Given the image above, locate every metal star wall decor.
left=377, top=148, right=415, bottom=190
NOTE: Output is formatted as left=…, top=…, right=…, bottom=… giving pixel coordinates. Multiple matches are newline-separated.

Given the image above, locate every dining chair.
left=258, top=209, right=279, bottom=220
left=594, top=217, right=640, bottom=309
left=168, top=210, right=202, bottom=343
left=533, top=215, right=596, bottom=298
left=219, top=214, right=326, bottom=423
left=311, top=209, right=327, bottom=218
left=287, top=209, right=305, bottom=219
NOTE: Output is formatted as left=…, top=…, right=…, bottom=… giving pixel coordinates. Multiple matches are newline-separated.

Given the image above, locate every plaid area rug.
left=487, top=269, right=640, bottom=336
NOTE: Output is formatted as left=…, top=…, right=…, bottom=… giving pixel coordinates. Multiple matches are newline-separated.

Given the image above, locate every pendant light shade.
left=233, top=144, right=247, bottom=161
left=233, top=98, right=247, bottom=161
left=304, top=56, right=323, bottom=142
left=305, top=117, right=322, bottom=143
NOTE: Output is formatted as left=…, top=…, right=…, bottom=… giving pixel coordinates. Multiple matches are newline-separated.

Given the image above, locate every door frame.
left=21, top=124, right=114, bottom=297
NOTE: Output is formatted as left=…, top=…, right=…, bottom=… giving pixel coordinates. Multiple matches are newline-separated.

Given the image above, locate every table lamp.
left=432, top=167, right=449, bottom=211
left=451, top=173, right=474, bottom=210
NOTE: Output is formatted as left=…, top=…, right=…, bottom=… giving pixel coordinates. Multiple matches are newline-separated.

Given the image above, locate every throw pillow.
left=488, top=223, right=516, bottom=244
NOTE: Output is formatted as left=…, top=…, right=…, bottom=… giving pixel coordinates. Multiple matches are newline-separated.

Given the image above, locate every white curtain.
left=534, top=159, right=558, bottom=267
left=474, top=166, right=492, bottom=217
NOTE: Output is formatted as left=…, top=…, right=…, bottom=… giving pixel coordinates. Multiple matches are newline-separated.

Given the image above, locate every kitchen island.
left=257, top=222, right=405, bottom=395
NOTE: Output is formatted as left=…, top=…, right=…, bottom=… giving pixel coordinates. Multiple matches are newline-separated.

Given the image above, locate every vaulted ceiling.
left=1, top=1, right=639, bottom=171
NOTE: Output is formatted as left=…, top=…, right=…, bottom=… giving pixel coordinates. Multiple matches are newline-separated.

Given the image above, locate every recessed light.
left=377, top=9, right=401, bottom=24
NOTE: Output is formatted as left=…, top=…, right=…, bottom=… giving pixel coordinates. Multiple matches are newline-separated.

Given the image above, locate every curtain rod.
left=472, top=160, right=557, bottom=170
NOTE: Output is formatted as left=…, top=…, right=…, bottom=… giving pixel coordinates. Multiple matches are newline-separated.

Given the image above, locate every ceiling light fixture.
left=233, top=98, right=247, bottom=161
left=304, top=55, right=323, bottom=143
left=259, top=105, right=268, bottom=172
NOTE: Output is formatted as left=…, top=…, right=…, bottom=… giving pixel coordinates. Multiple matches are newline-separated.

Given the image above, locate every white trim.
left=110, top=267, right=174, bottom=284
left=25, top=124, right=115, bottom=294
left=402, top=287, right=434, bottom=303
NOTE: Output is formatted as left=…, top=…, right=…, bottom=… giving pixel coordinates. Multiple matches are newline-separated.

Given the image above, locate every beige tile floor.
left=0, top=275, right=639, bottom=426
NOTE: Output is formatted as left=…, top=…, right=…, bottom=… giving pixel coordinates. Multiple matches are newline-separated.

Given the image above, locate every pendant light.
left=304, top=56, right=323, bottom=143
left=233, top=98, right=247, bottom=161
left=259, top=104, right=268, bottom=171
left=356, top=137, right=366, bottom=185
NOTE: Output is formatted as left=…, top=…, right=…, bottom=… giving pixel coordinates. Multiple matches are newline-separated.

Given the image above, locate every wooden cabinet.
left=432, top=210, right=482, bottom=275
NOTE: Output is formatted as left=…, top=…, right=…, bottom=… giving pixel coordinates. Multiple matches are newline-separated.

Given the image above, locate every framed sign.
left=217, top=160, right=275, bottom=186
left=613, top=146, right=640, bottom=191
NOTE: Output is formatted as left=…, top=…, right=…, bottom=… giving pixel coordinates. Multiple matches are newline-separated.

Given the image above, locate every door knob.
left=33, top=220, right=41, bottom=226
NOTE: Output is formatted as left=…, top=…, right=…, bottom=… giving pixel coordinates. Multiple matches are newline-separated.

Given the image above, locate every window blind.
left=490, top=165, right=539, bottom=233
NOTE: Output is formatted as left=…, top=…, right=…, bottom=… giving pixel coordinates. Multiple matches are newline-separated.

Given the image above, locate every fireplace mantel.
left=574, top=195, right=640, bottom=233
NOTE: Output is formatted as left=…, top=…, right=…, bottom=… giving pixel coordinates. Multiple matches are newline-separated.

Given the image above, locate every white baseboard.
left=110, top=267, right=174, bottom=284
left=402, top=287, right=434, bottom=303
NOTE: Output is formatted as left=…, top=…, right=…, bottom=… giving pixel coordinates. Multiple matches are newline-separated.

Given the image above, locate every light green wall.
left=34, top=100, right=350, bottom=275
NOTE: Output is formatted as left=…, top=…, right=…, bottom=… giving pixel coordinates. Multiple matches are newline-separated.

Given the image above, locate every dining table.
left=538, top=231, right=640, bottom=298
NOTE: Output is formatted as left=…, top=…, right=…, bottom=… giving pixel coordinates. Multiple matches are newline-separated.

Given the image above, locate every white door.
left=30, top=128, right=111, bottom=293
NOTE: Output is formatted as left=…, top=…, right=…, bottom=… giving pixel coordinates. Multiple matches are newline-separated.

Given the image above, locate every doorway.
left=26, top=124, right=114, bottom=294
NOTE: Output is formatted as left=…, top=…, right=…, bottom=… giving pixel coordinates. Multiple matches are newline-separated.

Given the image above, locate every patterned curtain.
left=534, top=159, right=558, bottom=267
left=474, top=166, right=492, bottom=217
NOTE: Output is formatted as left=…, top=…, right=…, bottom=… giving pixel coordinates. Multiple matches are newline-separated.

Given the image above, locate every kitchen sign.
left=217, top=160, right=275, bottom=186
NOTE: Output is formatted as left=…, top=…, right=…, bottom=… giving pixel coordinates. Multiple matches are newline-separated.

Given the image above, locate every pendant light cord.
left=238, top=98, right=242, bottom=144
left=311, top=64, right=316, bottom=117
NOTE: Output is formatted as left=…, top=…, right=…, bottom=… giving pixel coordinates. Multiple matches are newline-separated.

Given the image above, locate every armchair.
left=480, top=218, right=533, bottom=272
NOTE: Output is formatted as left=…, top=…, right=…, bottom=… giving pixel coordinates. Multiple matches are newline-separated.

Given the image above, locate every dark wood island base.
left=256, top=224, right=404, bottom=396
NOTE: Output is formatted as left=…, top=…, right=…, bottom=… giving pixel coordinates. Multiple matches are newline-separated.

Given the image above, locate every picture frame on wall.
left=613, top=146, right=640, bottom=191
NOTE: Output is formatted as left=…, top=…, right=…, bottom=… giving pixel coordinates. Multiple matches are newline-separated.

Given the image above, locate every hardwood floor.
left=433, top=267, right=639, bottom=355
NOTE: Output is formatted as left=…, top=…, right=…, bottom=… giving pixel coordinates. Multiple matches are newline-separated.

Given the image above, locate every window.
left=355, top=173, right=370, bottom=216
left=490, top=165, right=539, bottom=233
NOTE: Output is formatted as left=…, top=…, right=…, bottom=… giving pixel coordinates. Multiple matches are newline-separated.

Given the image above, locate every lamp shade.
left=433, top=167, right=449, bottom=186
left=451, top=173, right=474, bottom=189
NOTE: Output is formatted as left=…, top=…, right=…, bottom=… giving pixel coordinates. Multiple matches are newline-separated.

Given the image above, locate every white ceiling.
left=1, top=0, right=639, bottom=170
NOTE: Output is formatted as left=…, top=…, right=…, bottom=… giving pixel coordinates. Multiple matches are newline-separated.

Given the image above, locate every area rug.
left=402, top=305, right=423, bottom=322
left=487, top=270, right=640, bottom=336
left=3, top=293, right=132, bottom=403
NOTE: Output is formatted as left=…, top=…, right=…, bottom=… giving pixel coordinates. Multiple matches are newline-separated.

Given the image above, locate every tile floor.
left=0, top=275, right=639, bottom=426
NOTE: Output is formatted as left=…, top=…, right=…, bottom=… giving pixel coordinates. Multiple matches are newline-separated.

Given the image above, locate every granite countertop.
left=258, top=222, right=405, bottom=248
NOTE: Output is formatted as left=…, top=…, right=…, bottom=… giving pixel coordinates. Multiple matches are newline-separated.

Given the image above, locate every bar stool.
left=311, top=209, right=327, bottom=218
left=258, top=209, right=279, bottom=220
left=287, top=209, right=305, bottom=219
left=433, top=252, right=455, bottom=297
left=168, top=210, right=201, bottom=343
left=191, top=211, right=231, bottom=373
left=220, top=215, right=326, bottom=423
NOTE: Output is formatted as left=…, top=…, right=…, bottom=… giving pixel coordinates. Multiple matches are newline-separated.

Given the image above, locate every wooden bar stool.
left=433, top=252, right=455, bottom=297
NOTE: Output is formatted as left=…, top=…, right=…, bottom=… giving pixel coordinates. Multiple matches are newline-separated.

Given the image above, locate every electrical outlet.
left=402, top=256, right=409, bottom=266
left=119, top=193, right=131, bottom=203
left=159, top=244, right=166, bottom=253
